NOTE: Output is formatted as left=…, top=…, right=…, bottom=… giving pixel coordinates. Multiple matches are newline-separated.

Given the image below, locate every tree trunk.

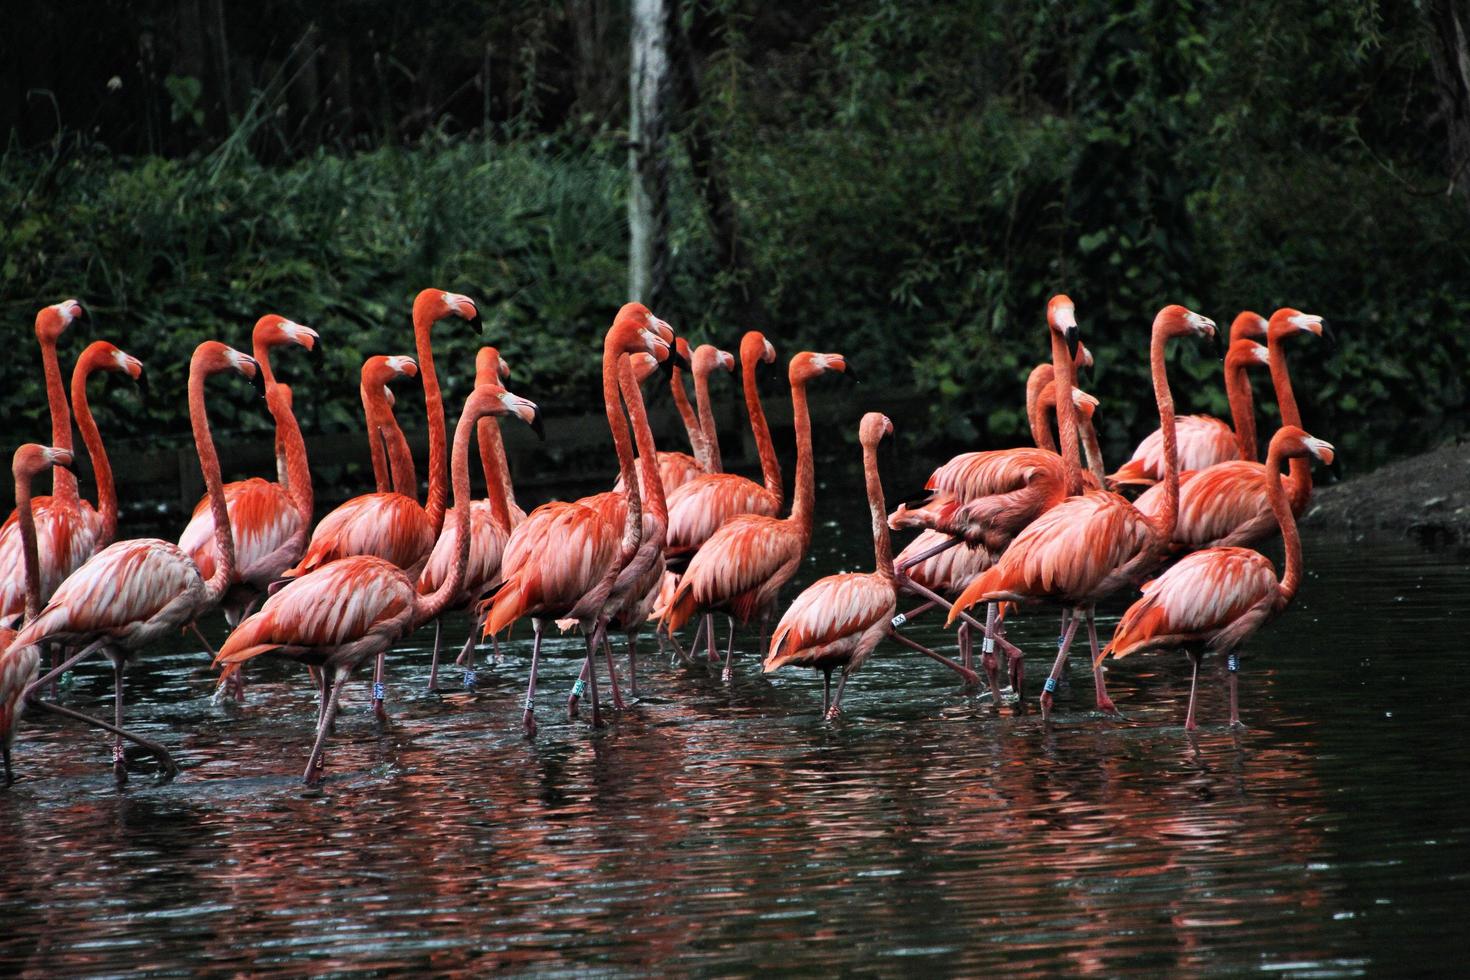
left=1424, top=0, right=1470, bottom=212
left=628, top=0, right=670, bottom=306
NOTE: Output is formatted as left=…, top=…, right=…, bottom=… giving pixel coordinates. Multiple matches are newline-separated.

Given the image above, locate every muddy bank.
left=1303, top=440, right=1470, bottom=548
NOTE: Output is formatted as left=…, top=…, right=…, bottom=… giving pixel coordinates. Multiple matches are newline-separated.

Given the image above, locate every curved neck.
left=670, top=365, right=708, bottom=470
left=362, top=385, right=392, bottom=494
left=1027, top=366, right=1056, bottom=452
left=16, top=469, right=42, bottom=620
left=190, top=370, right=235, bottom=600
left=1268, top=333, right=1308, bottom=497
left=273, top=392, right=313, bottom=524
left=1147, top=326, right=1181, bottom=543
left=743, top=356, right=781, bottom=503
left=622, top=365, right=666, bottom=526
left=787, top=378, right=816, bottom=537
left=863, top=440, right=893, bottom=579
left=1049, top=333, right=1083, bottom=496
left=1080, top=415, right=1107, bottom=483
left=383, top=408, right=417, bottom=498
left=1224, top=361, right=1258, bottom=460
left=42, top=335, right=78, bottom=504
left=414, top=310, right=449, bottom=534
left=477, top=416, right=513, bottom=530
left=415, top=403, right=476, bottom=623
left=70, top=362, right=117, bottom=546
left=605, top=345, right=642, bottom=561
left=694, top=367, right=723, bottom=473
left=1265, top=443, right=1302, bottom=605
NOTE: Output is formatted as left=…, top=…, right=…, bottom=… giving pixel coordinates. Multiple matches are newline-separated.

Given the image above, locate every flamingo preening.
left=360, top=354, right=420, bottom=496
left=661, top=350, right=853, bottom=682
left=1110, top=311, right=1267, bottom=486
left=765, top=413, right=978, bottom=718
left=215, top=382, right=541, bottom=784
left=1132, top=309, right=1332, bottom=550
left=12, top=342, right=262, bottom=782
left=1099, top=426, right=1334, bottom=729
left=481, top=303, right=672, bottom=735
left=285, top=289, right=482, bottom=579
left=949, top=304, right=1218, bottom=720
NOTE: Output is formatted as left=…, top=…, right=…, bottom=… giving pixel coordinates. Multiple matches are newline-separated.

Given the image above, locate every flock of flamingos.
left=0, top=290, right=1334, bottom=787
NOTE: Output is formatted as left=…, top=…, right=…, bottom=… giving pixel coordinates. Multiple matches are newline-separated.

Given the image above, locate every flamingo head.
left=1226, top=338, right=1271, bottom=373
left=253, top=314, right=320, bottom=356
left=415, top=289, right=484, bottom=335
left=13, top=444, right=73, bottom=480
left=475, top=346, right=510, bottom=387
left=1271, top=425, right=1336, bottom=466
left=790, top=351, right=854, bottom=385
left=859, top=412, right=894, bottom=448
left=1155, top=305, right=1217, bottom=352
left=1038, top=381, right=1099, bottom=420
left=1047, top=295, right=1081, bottom=361
left=362, top=355, right=418, bottom=392
left=194, top=341, right=263, bottom=398
left=739, top=331, right=777, bottom=372
left=36, top=299, right=86, bottom=342
left=628, top=352, right=661, bottom=385
left=609, top=303, right=672, bottom=360
left=674, top=337, right=692, bottom=373
left=1229, top=311, right=1269, bottom=343
left=466, top=383, right=544, bottom=441
left=1268, top=308, right=1334, bottom=351
left=1074, top=340, right=1094, bottom=372
left=81, top=340, right=147, bottom=404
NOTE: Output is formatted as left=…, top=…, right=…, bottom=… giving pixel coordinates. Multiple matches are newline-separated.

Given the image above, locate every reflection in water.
left=0, top=495, right=1464, bottom=972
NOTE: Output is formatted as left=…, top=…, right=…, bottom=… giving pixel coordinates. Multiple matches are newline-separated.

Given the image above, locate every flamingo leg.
left=822, top=667, right=832, bottom=712
left=111, top=651, right=128, bottom=785
left=583, top=625, right=605, bottom=729
left=705, top=613, right=718, bottom=662
left=371, top=652, right=388, bottom=725
left=1184, top=651, right=1202, bottom=731
left=626, top=630, right=639, bottom=697
left=898, top=576, right=989, bottom=633
left=895, top=533, right=961, bottom=575
left=304, top=668, right=349, bottom=786
left=958, top=623, right=972, bottom=670
left=190, top=624, right=219, bottom=658
left=980, top=604, right=1002, bottom=702
left=23, top=637, right=111, bottom=701
left=25, top=696, right=178, bottom=782
left=602, top=633, right=626, bottom=710
left=888, top=629, right=980, bottom=687
left=891, top=599, right=937, bottom=628
left=721, top=615, right=738, bottom=683
left=427, top=619, right=444, bottom=692
left=456, top=626, right=479, bottom=689
left=1038, top=610, right=1081, bottom=722
left=523, top=622, right=543, bottom=738
left=1226, top=651, right=1242, bottom=728
left=489, top=629, right=501, bottom=666
left=1086, top=607, right=1120, bottom=716
left=824, top=669, right=852, bottom=721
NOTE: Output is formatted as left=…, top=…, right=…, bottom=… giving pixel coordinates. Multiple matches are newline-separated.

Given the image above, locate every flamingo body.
left=1132, top=459, right=1312, bottom=550
left=1110, top=415, right=1239, bottom=486
left=180, top=477, right=305, bottom=589
left=664, top=475, right=780, bottom=557
left=484, top=503, right=620, bottom=633
left=1105, top=547, right=1279, bottom=659
left=664, top=513, right=804, bottom=630
left=0, top=502, right=100, bottom=625
left=288, top=493, right=435, bottom=577
left=417, top=500, right=510, bottom=606
left=765, top=572, right=894, bottom=673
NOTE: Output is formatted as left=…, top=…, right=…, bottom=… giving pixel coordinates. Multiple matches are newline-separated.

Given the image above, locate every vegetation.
left=3, top=0, right=1467, bottom=474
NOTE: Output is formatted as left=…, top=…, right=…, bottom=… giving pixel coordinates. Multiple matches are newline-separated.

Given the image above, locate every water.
left=1, top=489, right=1466, bottom=974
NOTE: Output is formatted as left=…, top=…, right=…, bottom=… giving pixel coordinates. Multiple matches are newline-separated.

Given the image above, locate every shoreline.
left=1301, top=439, right=1469, bottom=548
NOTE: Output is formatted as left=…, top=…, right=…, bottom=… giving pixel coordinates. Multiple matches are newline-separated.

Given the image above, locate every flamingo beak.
left=1210, top=325, right=1225, bottom=360
left=527, top=405, right=545, bottom=441
left=135, top=370, right=150, bottom=406
left=1064, top=325, right=1080, bottom=362
left=1317, top=320, right=1337, bottom=353
left=48, top=448, right=75, bottom=469
left=470, top=310, right=486, bottom=337
left=839, top=361, right=860, bottom=385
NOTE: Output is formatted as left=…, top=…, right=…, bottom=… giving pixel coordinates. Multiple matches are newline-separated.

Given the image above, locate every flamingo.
left=481, top=303, right=672, bottom=735
left=691, top=342, right=736, bottom=474
left=214, top=382, right=542, bottom=784
left=660, top=350, right=853, bottom=681
left=178, top=315, right=319, bottom=631
left=1110, top=311, right=1267, bottom=485
left=1131, top=309, right=1332, bottom=550
left=13, top=341, right=262, bottom=782
left=285, top=288, right=482, bottom=578
left=1098, top=426, right=1335, bottom=729
left=360, top=354, right=420, bottom=496
left=765, top=413, right=978, bottom=718
left=948, top=304, right=1218, bottom=720
left=420, top=347, right=542, bottom=690
left=617, top=338, right=735, bottom=497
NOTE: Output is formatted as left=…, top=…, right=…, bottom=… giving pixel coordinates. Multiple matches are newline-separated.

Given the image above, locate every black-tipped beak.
left=1064, top=325, right=1080, bottom=362
left=135, top=372, right=150, bottom=406
left=309, top=339, right=325, bottom=366
left=660, top=353, right=679, bottom=380
left=249, top=368, right=267, bottom=400
left=529, top=406, right=546, bottom=441
left=470, top=312, right=486, bottom=337
left=1319, top=320, right=1336, bottom=353
left=1210, top=327, right=1224, bottom=360
left=841, top=363, right=861, bottom=385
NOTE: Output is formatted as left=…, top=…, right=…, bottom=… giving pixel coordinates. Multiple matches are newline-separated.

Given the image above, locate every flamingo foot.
left=721, top=665, right=734, bottom=684
left=1095, top=695, right=1122, bottom=717
left=523, top=709, right=538, bottom=739
left=1039, top=689, right=1054, bottom=721
left=823, top=704, right=842, bottom=722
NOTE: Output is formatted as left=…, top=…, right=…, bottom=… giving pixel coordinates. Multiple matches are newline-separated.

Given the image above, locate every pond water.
left=1, top=477, right=1466, bottom=975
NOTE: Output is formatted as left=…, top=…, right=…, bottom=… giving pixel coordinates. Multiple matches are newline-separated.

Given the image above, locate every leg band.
left=372, top=681, right=385, bottom=701
left=1044, top=676, right=1058, bottom=694
left=1227, top=653, right=1239, bottom=673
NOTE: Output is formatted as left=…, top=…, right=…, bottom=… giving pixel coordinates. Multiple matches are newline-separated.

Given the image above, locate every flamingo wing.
left=0, top=498, right=100, bottom=624
left=484, top=502, right=619, bottom=633
left=288, top=492, right=434, bottom=576
left=613, top=451, right=703, bottom=496
left=179, top=478, right=305, bottom=586
left=417, top=500, right=509, bottom=601
left=897, top=529, right=996, bottom=595
left=765, top=572, right=895, bottom=671
left=665, top=515, right=803, bottom=630
left=1112, top=415, right=1238, bottom=486
left=1104, top=547, right=1278, bottom=661
left=1135, top=460, right=1278, bottom=549
left=664, top=474, right=779, bottom=554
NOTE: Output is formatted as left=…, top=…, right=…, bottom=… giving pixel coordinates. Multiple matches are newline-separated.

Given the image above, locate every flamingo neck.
left=744, top=355, right=781, bottom=505
left=477, top=416, right=513, bottom=532
left=361, top=384, right=392, bottom=494
left=1148, top=325, right=1181, bottom=544
left=788, top=378, right=816, bottom=538
left=416, top=402, right=476, bottom=624
left=1268, top=333, right=1310, bottom=506
left=274, top=393, right=313, bottom=525
left=382, top=403, right=417, bottom=498
left=1224, top=359, right=1258, bottom=460
left=670, top=365, right=708, bottom=470
left=694, top=365, right=723, bottom=473
left=189, top=370, right=235, bottom=601
left=1080, top=415, right=1107, bottom=483
left=70, top=361, right=116, bottom=547
left=622, top=364, right=667, bottom=526
left=1266, top=443, right=1302, bottom=605
left=414, top=309, right=449, bottom=534
left=15, top=469, right=42, bottom=620
left=863, top=440, right=893, bottom=579
left=41, top=335, right=78, bottom=505
left=1027, top=365, right=1057, bottom=452
left=1049, top=332, right=1083, bottom=496
left=605, top=345, right=642, bottom=562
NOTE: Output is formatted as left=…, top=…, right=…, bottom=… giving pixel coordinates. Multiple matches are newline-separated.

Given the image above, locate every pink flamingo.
left=1132, top=309, right=1332, bottom=549
left=765, top=413, right=978, bottom=718
left=691, top=343, right=736, bottom=474
left=1110, top=311, right=1268, bottom=485
left=661, top=351, right=854, bottom=681
left=1099, top=426, right=1334, bottom=729
left=178, top=315, right=319, bottom=629
left=13, top=342, right=262, bottom=782
left=285, top=289, right=481, bottom=578
left=215, top=382, right=541, bottom=784
left=949, top=304, right=1218, bottom=720
left=617, top=338, right=735, bottom=496
left=420, top=347, right=542, bottom=689
left=360, top=354, right=420, bottom=496
left=481, top=304, right=672, bottom=735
